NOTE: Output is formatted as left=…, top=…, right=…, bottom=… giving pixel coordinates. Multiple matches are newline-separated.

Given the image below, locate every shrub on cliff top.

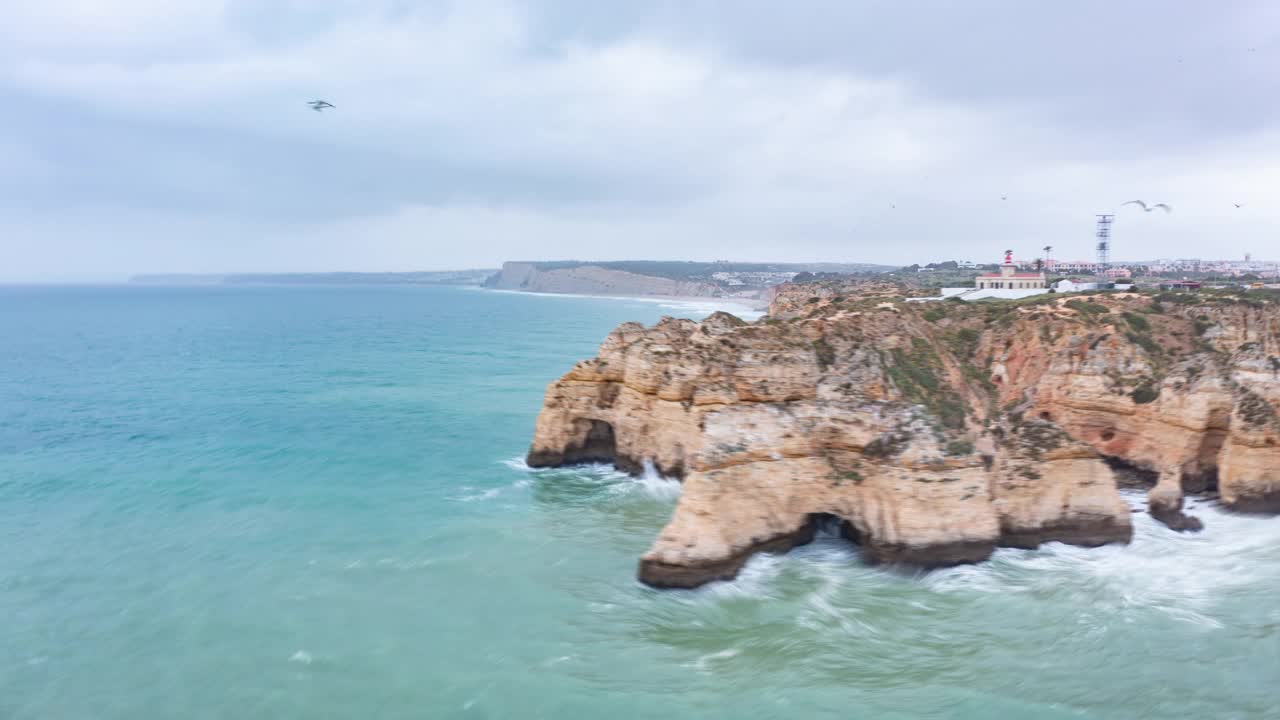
left=922, top=307, right=947, bottom=323
left=1122, top=311, right=1151, bottom=333
left=946, top=327, right=981, bottom=359
left=1124, top=331, right=1163, bottom=357
left=1065, top=299, right=1110, bottom=317
left=886, top=338, right=968, bottom=431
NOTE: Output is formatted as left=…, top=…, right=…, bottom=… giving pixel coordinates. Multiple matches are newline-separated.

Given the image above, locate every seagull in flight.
left=1001, top=195, right=1007, bottom=201
left=307, top=100, right=335, bottom=112
left=1234, top=202, right=1244, bottom=209
left=1121, top=200, right=1172, bottom=213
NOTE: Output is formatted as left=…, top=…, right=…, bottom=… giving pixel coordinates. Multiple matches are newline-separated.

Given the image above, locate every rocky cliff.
left=527, top=285, right=1280, bottom=587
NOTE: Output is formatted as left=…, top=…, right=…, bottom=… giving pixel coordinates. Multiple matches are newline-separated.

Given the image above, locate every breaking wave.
left=649, top=491, right=1280, bottom=635
left=502, top=456, right=681, bottom=502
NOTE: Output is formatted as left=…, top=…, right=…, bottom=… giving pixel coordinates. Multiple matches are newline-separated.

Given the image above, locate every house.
left=974, top=251, right=1047, bottom=290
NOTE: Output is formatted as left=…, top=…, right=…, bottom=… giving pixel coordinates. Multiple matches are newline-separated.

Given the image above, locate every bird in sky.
left=1121, top=200, right=1172, bottom=213
left=1234, top=202, right=1244, bottom=208
left=307, top=100, right=335, bottom=112
left=1001, top=195, right=1007, bottom=201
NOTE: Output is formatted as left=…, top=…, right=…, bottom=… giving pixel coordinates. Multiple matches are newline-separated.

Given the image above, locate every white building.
left=974, top=251, right=1047, bottom=290
left=931, top=251, right=1051, bottom=302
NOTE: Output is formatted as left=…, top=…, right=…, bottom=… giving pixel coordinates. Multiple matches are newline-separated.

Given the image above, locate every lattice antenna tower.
left=1095, top=214, right=1114, bottom=274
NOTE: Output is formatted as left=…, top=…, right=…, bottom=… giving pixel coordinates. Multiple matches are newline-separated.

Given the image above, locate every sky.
left=2, top=0, right=1278, bottom=280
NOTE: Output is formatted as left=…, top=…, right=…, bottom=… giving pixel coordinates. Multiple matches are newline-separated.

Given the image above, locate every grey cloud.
left=1, top=0, right=1277, bottom=280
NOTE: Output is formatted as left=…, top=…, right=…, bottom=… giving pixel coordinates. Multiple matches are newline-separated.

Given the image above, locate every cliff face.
left=486, top=262, right=722, bottom=297
left=527, top=286, right=1280, bottom=587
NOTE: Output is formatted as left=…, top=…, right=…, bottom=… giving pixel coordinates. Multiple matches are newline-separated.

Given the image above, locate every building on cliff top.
left=923, top=250, right=1051, bottom=302
left=975, top=250, right=1047, bottom=290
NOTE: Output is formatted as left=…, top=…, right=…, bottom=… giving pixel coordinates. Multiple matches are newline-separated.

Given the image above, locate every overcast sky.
left=2, top=1, right=1278, bottom=280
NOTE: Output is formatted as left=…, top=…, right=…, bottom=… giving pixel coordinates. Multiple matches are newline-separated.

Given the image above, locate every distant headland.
left=128, top=270, right=497, bottom=286
left=482, top=260, right=895, bottom=301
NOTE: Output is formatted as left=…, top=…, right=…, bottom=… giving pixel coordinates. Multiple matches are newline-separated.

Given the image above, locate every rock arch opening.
left=1103, top=455, right=1158, bottom=489
left=526, top=418, right=619, bottom=469
left=565, top=418, right=618, bottom=465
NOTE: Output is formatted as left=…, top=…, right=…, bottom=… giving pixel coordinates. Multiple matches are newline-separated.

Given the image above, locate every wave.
left=653, top=491, right=1279, bottom=632
left=502, top=456, right=681, bottom=502
left=458, top=487, right=501, bottom=502
left=924, top=491, right=1280, bottom=627
left=479, top=287, right=764, bottom=320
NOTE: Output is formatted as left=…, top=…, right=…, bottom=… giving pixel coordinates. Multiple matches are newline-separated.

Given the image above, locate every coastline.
left=472, top=286, right=768, bottom=319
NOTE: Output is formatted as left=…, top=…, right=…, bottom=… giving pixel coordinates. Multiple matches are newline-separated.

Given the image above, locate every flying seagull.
left=1001, top=195, right=1007, bottom=201
left=1121, top=200, right=1172, bottom=213
left=1234, top=202, right=1244, bottom=208
left=307, top=100, right=335, bottom=112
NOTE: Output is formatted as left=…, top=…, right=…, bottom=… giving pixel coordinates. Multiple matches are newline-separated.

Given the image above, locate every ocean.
left=1, top=284, right=1277, bottom=719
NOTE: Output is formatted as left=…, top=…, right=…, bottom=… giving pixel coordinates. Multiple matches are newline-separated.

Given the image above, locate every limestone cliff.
left=527, top=285, right=1280, bottom=587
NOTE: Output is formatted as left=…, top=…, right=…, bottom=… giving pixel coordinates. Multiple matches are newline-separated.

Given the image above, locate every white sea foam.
left=692, top=552, right=785, bottom=601
left=923, top=491, right=1280, bottom=627
left=477, top=287, right=764, bottom=320
left=629, top=459, right=682, bottom=501
left=289, top=650, right=313, bottom=665
left=503, top=456, right=681, bottom=502
left=458, top=488, right=501, bottom=502
left=685, top=647, right=742, bottom=672
left=502, top=457, right=533, bottom=472
left=660, top=489, right=1278, bottom=638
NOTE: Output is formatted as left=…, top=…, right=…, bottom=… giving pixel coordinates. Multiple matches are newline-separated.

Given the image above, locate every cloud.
left=1, top=0, right=1278, bottom=279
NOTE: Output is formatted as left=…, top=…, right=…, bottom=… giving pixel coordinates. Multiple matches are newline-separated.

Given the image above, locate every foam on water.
left=630, top=459, right=682, bottom=501
left=458, top=487, right=502, bottom=502
left=685, top=647, right=742, bottom=672
left=925, top=491, right=1280, bottom=627
left=479, top=287, right=764, bottom=321
left=504, top=456, right=681, bottom=502
left=643, top=489, right=1280, bottom=642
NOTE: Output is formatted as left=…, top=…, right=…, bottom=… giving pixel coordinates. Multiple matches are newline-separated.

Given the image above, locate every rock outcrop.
left=528, top=286, right=1280, bottom=587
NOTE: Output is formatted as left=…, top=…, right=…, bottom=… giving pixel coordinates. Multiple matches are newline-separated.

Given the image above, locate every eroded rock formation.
left=528, top=285, right=1280, bottom=587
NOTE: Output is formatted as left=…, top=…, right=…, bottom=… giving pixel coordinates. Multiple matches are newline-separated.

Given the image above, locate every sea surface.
left=1, top=284, right=1277, bottom=719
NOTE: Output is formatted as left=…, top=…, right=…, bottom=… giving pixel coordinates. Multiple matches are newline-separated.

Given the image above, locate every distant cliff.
left=526, top=283, right=1280, bottom=588
left=130, top=270, right=496, bottom=286
left=485, top=262, right=724, bottom=297
left=484, top=260, right=894, bottom=299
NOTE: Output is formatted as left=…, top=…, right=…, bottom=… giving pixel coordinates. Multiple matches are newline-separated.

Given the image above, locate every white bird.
left=307, top=100, right=335, bottom=112
left=1121, top=200, right=1172, bottom=213
left=1234, top=202, right=1244, bottom=209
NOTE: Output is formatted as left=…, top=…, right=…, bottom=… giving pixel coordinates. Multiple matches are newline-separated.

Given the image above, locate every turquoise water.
left=2, top=285, right=1277, bottom=719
